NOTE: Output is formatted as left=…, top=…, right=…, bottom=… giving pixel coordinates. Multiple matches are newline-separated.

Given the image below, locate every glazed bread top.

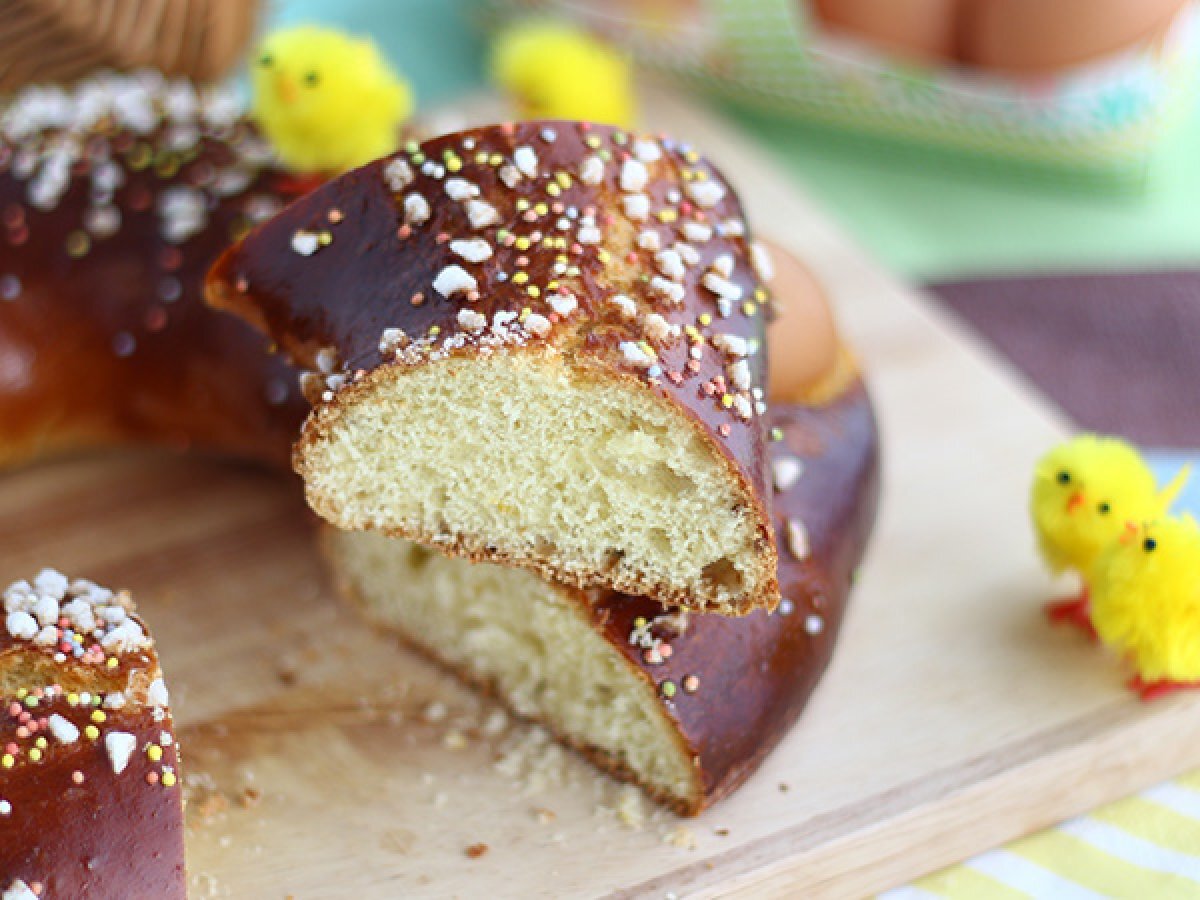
left=209, top=121, right=782, bottom=614
left=0, top=72, right=307, bottom=468
left=0, top=570, right=185, bottom=898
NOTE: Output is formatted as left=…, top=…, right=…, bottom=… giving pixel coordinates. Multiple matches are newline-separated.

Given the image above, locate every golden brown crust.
left=0, top=74, right=307, bottom=471
left=0, top=572, right=185, bottom=896
left=208, top=120, right=781, bottom=612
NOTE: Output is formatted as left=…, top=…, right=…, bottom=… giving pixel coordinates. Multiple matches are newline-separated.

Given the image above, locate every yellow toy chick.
left=250, top=26, right=413, bottom=177
left=1092, top=515, right=1200, bottom=701
left=491, top=20, right=636, bottom=129
left=1030, top=434, right=1189, bottom=637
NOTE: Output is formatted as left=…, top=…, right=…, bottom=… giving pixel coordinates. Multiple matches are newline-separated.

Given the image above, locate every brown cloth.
left=926, top=271, right=1200, bottom=449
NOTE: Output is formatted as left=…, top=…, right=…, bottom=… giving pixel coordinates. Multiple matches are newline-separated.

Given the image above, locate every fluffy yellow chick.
left=1030, top=434, right=1189, bottom=636
left=1092, top=515, right=1200, bottom=701
left=491, top=21, right=636, bottom=128
left=251, top=26, right=413, bottom=176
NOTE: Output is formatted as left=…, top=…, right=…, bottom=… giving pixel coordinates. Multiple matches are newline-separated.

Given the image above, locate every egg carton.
left=475, top=0, right=1200, bottom=175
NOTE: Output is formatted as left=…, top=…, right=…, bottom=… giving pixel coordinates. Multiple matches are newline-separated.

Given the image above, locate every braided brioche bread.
left=0, top=570, right=184, bottom=897
left=0, top=72, right=307, bottom=469
left=208, top=122, right=781, bottom=616
left=328, top=374, right=877, bottom=814
left=0, top=74, right=879, bottom=823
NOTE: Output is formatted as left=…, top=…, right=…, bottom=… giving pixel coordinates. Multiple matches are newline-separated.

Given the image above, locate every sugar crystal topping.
left=0, top=571, right=180, bottom=823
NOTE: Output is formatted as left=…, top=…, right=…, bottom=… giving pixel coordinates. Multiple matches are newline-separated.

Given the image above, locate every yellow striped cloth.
left=884, top=770, right=1200, bottom=898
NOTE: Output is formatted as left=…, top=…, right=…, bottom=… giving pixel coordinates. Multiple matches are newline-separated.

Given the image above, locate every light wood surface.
left=9, top=89, right=1200, bottom=898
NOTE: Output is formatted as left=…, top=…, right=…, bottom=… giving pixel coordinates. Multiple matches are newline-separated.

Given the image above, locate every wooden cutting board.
left=9, top=89, right=1200, bottom=899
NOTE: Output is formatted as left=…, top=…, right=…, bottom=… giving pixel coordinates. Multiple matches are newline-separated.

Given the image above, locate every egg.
left=812, top=0, right=959, bottom=63
left=761, top=239, right=840, bottom=403
left=962, top=0, right=1187, bottom=73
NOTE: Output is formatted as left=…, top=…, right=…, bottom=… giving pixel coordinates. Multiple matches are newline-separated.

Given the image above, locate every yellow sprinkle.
left=547, top=280, right=559, bottom=291
left=546, top=183, right=561, bottom=197
left=526, top=285, right=540, bottom=298
left=698, top=313, right=712, bottom=326
left=695, top=170, right=709, bottom=181
left=754, top=288, right=768, bottom=302
left=534, top=202, right=549, bottom=216
left=84, top=725, right=99, bottom=741
left=634, top=616, right=647, bottom=628
left=556, top=172, right=572, bottom=188
left=162, top=772, right=177, bottom=788
left=474, top=152, right=488, bottom=165
left=489, top=153, right=503, bottom=166
left=514, top=236, right=531, bottom=251
left=105, top=657, right=118, bottom=669
left=640, top=341, right=655, bottom=356
left=721, top=394, right=734, bottom=408
left=34, top=737, right=46, bottom=750
left=147, top=745, right=163, bottom=762
left=554, top=237, right=567, bottom=249
left=446, top=157, right=463, bottom=173
left=684, top=325, right=700, bottom=340
left=428, top=326, right=441, bottom=336
left=742, top=302, right=757, bottom=316
left=16, top=688, right=27, bottom=699
left=28, top=748, right=41, bottom=763
left=684, top=151, right=699, bottom=163
left=597, top=249, right=611, bottom=263
left=91, top=710, right=106, bottom=723
left=515, top=198, right=531, bottom=211
left=586, top=136, right=602, bottom=149
left=541, top=237, right=554, bottom=248
left=656, top=209, right=678, bottom=224
left=67, top=693, right=79, bottom=706
left=555, top=254, right=569, bottom=265
left=1, top=755, right=13, bottom=769
left=512, top=272, right=529, bottom=285
left=519, top=307, right=531, bottom=322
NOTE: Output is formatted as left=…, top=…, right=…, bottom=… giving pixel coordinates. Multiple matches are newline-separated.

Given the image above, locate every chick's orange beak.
left=275, top=73, right=298, bottom=105
left=1066, top=491, right=1085, bottom=515
left=1118, top=521, right=1139, bottom=545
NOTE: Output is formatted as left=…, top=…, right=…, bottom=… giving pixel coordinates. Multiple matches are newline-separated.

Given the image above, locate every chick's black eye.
left=1098, top=502, right=1111, bottom=515
left=1144, top=538, right=1158, bottom=553
left=1057, top=471, right=1071, bottom=485
left=259, top=54, right=273, bottom=67
left=304, top=71, right=320, bottom=87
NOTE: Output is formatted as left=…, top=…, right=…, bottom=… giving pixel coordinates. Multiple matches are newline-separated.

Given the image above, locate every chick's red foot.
left=271, top=172, right=328, bottom=199
left=1128, top=676, right=1200, bottom=703
left=1044, top=592, right=1097, bottom=641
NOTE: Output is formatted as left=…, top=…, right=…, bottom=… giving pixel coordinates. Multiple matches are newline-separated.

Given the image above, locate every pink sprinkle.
left=680, top=201, right=693, bottom=215
left=8, top=703, right=20, bottom=717
left=570, top=244, right=582, bottom=255
left=71, top=771, right=84, bottom=784
left=551, top=202, right=564, bottom=214
left=15, top=726, right=28, bottom=739
left=5, top=743, right=16, bottom=755
left=660, top=644, right=673, bottom=659
left=18, top=712, right=30, bottom=724
left=516, top=256, right=529, bottom=267
left=397, top=224, right=412, bottom=239
left=466, top=291, right=480, bottom=303
left=435, top=232, right=449, bottom=244
left=146, top=772, right=159, bottom=785
left=500, top=122, right=516, bottom=135
left=702, top=384, right=716, bottom=397
left=625, top=252, right=637, bottom=264
left=502, top=233, right=516, bottom=246
left=718, top=424, right=731, bottom=436
left=523, top=210, right=537, bottom=222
